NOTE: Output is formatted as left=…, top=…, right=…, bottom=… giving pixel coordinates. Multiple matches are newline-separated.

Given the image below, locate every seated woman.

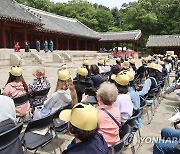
left=60, top=103, right=108, bottom=154
left=137, top=63, right=158, bottom=98
left=114, top=72, right=133, bottom=123
left=96, top=82, right=121, bottom=147
left=153, top=128, right=180, bottom=154
left=73, top=67, right=93, bottom=102
left=29, top=67, right=51, bottom=109
left=3, top=66, right=30, bottom=117
left=90, top=64, right=104, bottom=89
left=33, top=69, right=72, bottom=119
left=0, top=95, right=23, bottom=154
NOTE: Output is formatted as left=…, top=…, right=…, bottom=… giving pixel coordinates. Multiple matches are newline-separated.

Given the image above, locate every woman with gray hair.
left=97, top=82, right=121, bottom=147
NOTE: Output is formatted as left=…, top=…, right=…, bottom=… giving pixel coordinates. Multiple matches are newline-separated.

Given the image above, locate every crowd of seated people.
left=0, top=53, right=179, bottom=154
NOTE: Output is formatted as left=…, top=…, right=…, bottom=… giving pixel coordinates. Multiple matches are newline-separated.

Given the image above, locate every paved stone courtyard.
left=0, top=56, right=179, bottom=154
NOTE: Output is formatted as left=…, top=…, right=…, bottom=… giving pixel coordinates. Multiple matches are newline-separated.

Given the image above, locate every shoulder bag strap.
left=100, top=108, right=120, bottom=127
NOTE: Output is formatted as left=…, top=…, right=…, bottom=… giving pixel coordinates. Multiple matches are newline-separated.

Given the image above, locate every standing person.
left=49, top=39, right=54, bottom=52
left=24, top=41, right=30, bottom=52
left=36, top=40, right=41, bottom=52
left=44, top=40, right=49, bottom=53
left=3, top=66, right=30, bottom=117
left=14, top=42, right=20, bottom=52
left=29, top=67, right=51, bottom=109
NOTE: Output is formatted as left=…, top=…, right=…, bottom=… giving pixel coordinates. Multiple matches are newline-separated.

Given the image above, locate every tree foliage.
left=17, top=0, right=180, bottom=50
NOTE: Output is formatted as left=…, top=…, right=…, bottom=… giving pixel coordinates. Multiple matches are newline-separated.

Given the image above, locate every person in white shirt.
left=0, top=95, right=16, bottom=123
left=113, top=72, right=133, bottom=123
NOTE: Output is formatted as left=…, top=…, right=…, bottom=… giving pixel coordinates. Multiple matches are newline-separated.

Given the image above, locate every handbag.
left=100, top=108, right=121, bottom=135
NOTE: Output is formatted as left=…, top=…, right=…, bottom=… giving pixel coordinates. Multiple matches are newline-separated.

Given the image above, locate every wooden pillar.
left=136, top=42, right=138, bottom=52
left=1, top=22, right=7, bottom=48
left=41, top=35, right=44, bottom=49
left=132, top=42, right=135, bottom=51
left=116, top=42, right=119, bottom=52
left=67, top=38, right=69, bottom=50
left=24, top=26, right=27, bottom=43
left=55, top=36, right=59, bottom=50
left=126, top=43, right=128, bottom=50
left=76, top=39, right=79, bottom=50
left=85, top=40, right=87, bottom=50
left=122, top=43, right=124, bottom=52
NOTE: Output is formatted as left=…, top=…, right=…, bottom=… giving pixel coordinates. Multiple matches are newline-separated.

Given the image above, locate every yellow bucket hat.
left=9, top=66, right=22, bottom=77
left=115, top=73, right=130, bottom=86
left=82, top=59, right=89, bottom=66
left=98, top=59, right=104, bottom=65
left=59, top=103, right=98, bottom=131
left=116, top=58, right=121, bottom=62
left=58, top=69, right=70, bottom=80
left=59, top=64, right=68, bottom=70
left=77, top=67, right=88, bottom=76
left=158, top=61, right=164, bottom=65
left=124, top=71, right=135, bottom=81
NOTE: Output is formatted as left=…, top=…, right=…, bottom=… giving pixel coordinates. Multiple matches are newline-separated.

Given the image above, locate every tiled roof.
left=99, top=30, right=142, bottom=42
left=0, top=0, right=41, bottom=25
left=147, top=35, right=180, bottom=47
left=22, top=5, right=100, bottom=39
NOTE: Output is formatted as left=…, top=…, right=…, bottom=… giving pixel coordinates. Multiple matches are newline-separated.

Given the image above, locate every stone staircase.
left=16, top=52, right=41, bottom=65
left=0, top=49, right=112, bottom=66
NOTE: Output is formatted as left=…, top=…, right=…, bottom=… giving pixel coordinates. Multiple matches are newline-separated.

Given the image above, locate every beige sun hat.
left=122, top=61, right=130, bottom=69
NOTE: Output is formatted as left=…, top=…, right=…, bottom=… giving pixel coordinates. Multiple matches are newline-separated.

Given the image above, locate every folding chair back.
left=0, top=123, right=23, bottom=150
left=25, top=113, right=54, bottom=133
left=125, top=110, right=142, bottom=128
left=53, top=104, right=72, bottom=119
left=119, top=124, right=131, bottom=141
left=13, top=93, right=29, bottom=106
left=111, top=140, right=124, bottom=154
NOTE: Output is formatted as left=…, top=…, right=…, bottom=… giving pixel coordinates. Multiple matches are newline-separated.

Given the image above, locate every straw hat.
left=59, top=103, right=98, bottom=131
left=146, top=63, right=158, bottom=70
left=33, top=67, right=45, bottom=79
left=77, top=67, right=88, bottom=76
left=9, top=66, right=22, bottom=77
left=122, top=61, right=130, bottom=69
left=129, top=59, right=135, bottom=64
left=58, top=69, right=70, bottom=80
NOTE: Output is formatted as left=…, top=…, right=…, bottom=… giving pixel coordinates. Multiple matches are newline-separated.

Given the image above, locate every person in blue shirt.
left=49, top=40, right=54, bottom=52
left=124, top=71, right=142, bottom=128
left=44, top=40, right=49, bottom=53
left=36, top=40, right=40, bottom=52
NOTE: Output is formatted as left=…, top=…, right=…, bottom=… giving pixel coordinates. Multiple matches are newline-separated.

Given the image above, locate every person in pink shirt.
left=3, top=66, right=30, bottom=117
left=96, top=82, right=121, bottom=147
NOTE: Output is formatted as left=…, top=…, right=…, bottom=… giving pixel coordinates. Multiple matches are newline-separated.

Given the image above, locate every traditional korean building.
left=99, top=30, right=143, bottom=52
left=147, top=35, right=180, bottom=57
left=0, top=0, right=143, bottom=51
